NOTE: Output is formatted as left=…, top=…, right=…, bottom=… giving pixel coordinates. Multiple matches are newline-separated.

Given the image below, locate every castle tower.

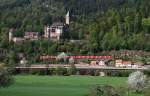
left=44, top=26, right=50, bottom=38
left=9, top=28, right=14, bottom=42
left=65, top=11, right=70, bottom=25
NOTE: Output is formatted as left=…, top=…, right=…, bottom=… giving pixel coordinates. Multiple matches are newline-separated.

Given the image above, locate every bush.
left=29, top=69, right=48, bottom=75
left=90, top=85, right=126, bottom=96
left=39, top=69, right=48, bottom=75
left=0, top=63, right=14, bottom=88
left=25, top=67, right=70, bottom=76
left=86, top=70, right=95, bottom=76
left=68, top=63, right=77, bottom=75
left=107, top=71, right=132, bottom=77
left=118, top=71, right=132, bottom=77
left=143, top=70, right=150, bottom=76
left=29, top=69, right=40, bottom=75
left=144, top=85, right=150, bottom=96
left=78, top=70, right=87, bottom=75
left=56, top=67, right=69, bottom=76
left=94, top=70, right=100, bottom=76
left=48, top=68, right=57, bottom=75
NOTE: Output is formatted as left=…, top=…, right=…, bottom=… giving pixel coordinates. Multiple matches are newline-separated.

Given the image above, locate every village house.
left=24, top=32, right=40, bottom=40
left=90, top=60, right=106, bottom=66
left=9, top=29, right=25, bottom=43
left=99, top=60, right=106, bottom=66
left=9, top=31, right=39, bottom=43
left=12, top=37, right=25, bottom=43
left=115, top=59, right=132, bottom=68
left=132, top=61, right=143, bottom=68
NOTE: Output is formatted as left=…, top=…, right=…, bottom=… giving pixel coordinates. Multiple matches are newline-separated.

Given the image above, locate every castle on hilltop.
left=9, top=11, right=70, bottom=43
left=44, top=11, right=70, bottom=41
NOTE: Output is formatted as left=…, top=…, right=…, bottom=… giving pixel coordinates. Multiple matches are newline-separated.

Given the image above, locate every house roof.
left=25, top=32, right=39, bottom=35
left=116, top=59, right=131, bottom=65
left=9, top=28, right=15, bottom=32
left=51, top=22, right=64, bottom=27
left=57, top=52, right=68, bottom=59
left=122, top=61, right=132, bottom=65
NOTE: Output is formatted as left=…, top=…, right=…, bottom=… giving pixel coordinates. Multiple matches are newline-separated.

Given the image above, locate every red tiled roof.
left=122, top=61, right=131, bottom=65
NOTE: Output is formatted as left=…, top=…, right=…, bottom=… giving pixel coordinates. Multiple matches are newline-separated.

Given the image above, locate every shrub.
left=0, top=63, right=14, bottom=88
left=79, top=70, right=87, bottom=75
left=29, top=69, right=40, bottom=75
left=68, top=63, right=77, bottom=75
left=90, top=85, right=126, bottom=96
left=118, top=71, right=132, bottom=77
left=144, top=84, right=150, bottom=96
left=143, top=69, right=150, bottom=76
left=86, top=70, right=95, bottom=76
left=29, top=69, right=48, bottom=75
left=48, top=68, right=57, bottom=75
left=56, top=67, right=69, bottom=76
left=107, top=71, right=132, bottom=77
left=39, top=69, right=47, bottom=75
left=94, top=70, right=100, bottom=76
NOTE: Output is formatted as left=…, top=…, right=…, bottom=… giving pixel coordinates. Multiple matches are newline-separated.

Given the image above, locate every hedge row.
left=12, top=68, right=150, bottom=77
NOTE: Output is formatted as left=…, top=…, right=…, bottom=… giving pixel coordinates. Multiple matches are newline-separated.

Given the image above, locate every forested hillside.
left=0, top=0, right=150, bottom=63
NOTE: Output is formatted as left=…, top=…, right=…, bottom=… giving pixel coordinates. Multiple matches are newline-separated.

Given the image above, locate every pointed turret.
left=65, top=11, right=70, bottom=25
left=9, top=28, right=14, bottom=42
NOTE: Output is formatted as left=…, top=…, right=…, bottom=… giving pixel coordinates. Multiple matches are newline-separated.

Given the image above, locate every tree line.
left=0, top=0, right=150, bottom=64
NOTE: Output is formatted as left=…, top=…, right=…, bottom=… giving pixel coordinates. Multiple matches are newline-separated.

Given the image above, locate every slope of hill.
left=0, top=0, right=150, bottom=52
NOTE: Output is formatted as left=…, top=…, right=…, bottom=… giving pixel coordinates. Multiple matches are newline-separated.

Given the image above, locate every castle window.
left=52, top=28, right=55, bottom=33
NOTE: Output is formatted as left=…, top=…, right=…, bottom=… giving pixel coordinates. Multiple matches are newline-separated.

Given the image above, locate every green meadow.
left=0, top=76, right=142, bottom=96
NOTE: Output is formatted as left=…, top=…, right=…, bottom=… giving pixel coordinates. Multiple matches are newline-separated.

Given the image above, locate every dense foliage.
left=144, top=85, right=150, bottom=96
left=0, top=0, right=150, bottom=63
left=90, top=85, right=126, bottom=96
left=0, top=63, right=14, bottom=88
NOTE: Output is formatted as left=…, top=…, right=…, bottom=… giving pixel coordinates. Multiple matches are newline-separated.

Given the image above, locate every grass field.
left=0, top=76, right=143, bottom=96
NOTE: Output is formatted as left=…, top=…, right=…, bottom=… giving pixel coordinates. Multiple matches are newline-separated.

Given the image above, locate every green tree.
left=144, top=85, right=150, bottom=96
left=0, top=63, right=14, bottom=88
left=8, top=51, right=18, bottom=66
left=88, top=23, right=99, bottom=52
left=134, top=13, right=142, bottom=33
left=142, top=17, right=150, bottom=33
